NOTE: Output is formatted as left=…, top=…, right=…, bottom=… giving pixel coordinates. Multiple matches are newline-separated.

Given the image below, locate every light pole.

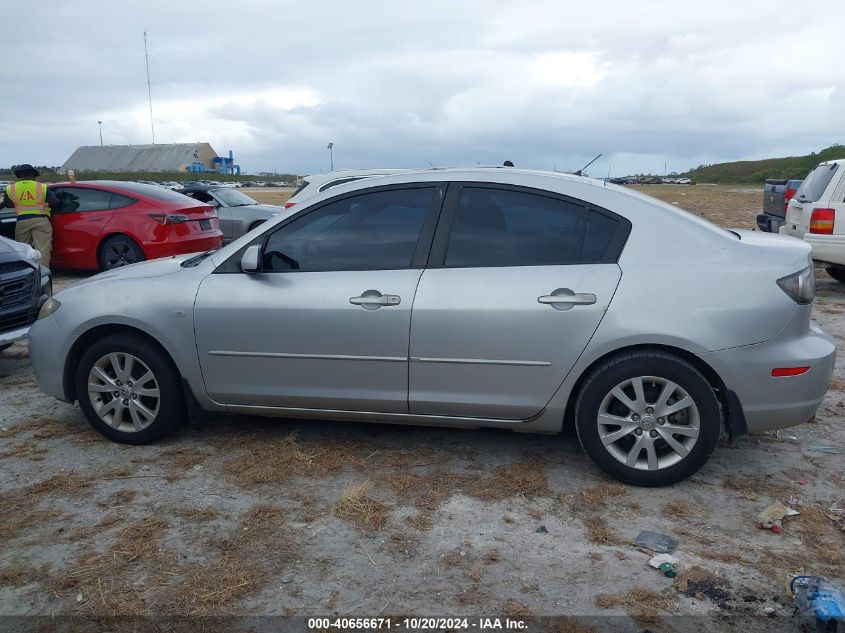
left=98, top=121, right=103, bottom=146
left=327, top=142, right=334, bottom=171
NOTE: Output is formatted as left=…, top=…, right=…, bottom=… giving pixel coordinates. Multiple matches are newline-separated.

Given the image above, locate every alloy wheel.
left=596, top=375, right=700, bottom=471
left=104, top=242, right=138, bottom=268
left=87, top=352, right=160, bottom=432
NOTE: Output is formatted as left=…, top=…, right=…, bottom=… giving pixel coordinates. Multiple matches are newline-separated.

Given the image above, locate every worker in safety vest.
left=2, top=164, right=57, bottom=268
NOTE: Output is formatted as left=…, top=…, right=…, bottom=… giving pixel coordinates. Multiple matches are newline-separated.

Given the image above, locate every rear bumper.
left=778, top=228, right=845, bottom=267
left=756, top=212, right=784, bottom=233
left=699, top=317, right=835, bottom=433
left=143, top=233, right=223, bottom=260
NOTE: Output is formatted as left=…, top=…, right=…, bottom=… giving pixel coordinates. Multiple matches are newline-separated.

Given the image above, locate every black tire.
left=574, top=351, right=721, bottom=487
left=826, top=267, right=845, bottom=283
left=98, top=235, right=145, bottom=271
left=75, top=333, right=184, bottom=444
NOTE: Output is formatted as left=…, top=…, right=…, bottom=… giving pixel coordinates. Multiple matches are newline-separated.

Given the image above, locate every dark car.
left=757, top=178, right=803, bottom=232
left=0, top=235, right=52, bottom=352
left=175, top=185, right=282, bottom=243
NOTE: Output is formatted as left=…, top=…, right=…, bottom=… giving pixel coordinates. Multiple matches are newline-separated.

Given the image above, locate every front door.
left=50, top=186, right=118, bottom=268
left=409, top=184, right=628, bottom=420
left=194, top=183, right=444, bottom=412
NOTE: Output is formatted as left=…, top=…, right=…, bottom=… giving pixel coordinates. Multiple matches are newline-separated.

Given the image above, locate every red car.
left=44, top=181, right=223, bottom=270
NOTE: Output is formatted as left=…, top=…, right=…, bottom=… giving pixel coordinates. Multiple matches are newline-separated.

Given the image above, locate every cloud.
left=0, top=0, right=843, bottom=176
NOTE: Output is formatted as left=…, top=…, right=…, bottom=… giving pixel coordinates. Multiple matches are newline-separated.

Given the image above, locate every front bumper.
left=699, top=313, right=835, bottom=433
left=0, top=324, right=30, bottom=346
left=28, top=314, right=76, bottom=402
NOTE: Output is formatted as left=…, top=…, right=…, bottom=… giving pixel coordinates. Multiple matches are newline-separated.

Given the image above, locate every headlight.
left=26, top=248, right=41, bottom=265
left=37, top=298, right=61, bottom=320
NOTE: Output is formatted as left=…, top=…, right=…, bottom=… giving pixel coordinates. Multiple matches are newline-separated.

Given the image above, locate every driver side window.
left=263, top=187, right=437, bottom=272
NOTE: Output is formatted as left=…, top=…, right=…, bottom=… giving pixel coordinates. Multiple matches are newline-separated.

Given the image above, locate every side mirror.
left=241, top=244, right=262, bottom=273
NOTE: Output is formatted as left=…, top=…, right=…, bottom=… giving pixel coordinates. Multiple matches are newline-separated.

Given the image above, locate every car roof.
left=301, top=168, right=414, bottom=185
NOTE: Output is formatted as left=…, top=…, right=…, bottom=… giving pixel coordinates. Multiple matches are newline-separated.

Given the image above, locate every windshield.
left=796, top=163, right=839, bottom=203
left=214, top=189, right=258, bottom=207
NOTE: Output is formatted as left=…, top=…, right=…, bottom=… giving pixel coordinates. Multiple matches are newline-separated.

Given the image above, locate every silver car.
left=176, top=185, right=282, bottom=244
left=28, top=168, right=835, bottom=486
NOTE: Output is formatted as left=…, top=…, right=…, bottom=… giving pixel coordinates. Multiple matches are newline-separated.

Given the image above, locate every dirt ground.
left=0, top=185, right=842, bottom=631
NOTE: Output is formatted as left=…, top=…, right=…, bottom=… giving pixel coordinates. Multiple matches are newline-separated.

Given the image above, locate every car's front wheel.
left=75, top=334, right=184, bottom=444
left=574, top=351, right=721, bottom=486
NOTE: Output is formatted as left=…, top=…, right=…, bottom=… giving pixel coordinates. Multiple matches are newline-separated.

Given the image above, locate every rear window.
left=104, top=181, right=201, bottom=203
left=290, top=180, right=310, bottom=197
left=796, top=163, right=839, bottom=203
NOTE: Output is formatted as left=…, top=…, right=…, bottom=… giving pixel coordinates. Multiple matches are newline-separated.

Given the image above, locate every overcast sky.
left=1, top=0, right=843, bottom=176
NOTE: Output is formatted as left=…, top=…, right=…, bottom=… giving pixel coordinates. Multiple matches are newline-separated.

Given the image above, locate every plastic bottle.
left=790, top=575, right=844, bottom=632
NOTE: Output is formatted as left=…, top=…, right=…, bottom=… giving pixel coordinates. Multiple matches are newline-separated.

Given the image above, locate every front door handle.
left=538, top=288, right=597, bottom=311
left=350, top=289, right=401, bottom=310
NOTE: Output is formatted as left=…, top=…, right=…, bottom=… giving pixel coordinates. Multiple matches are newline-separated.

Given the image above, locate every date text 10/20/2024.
left=308, top=617, right=528, bottom=630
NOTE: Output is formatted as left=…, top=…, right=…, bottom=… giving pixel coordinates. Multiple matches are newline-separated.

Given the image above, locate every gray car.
left=176, top=185, right=281, bottom=243
left=28, top=168, right=835, bottom=486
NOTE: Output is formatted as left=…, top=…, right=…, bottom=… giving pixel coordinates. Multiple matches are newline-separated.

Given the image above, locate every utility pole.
left=143, top=31, right=155, bottom=144
left=327, top=142, right=334, bottom=171
left=98, top=121, right=103, bottom=146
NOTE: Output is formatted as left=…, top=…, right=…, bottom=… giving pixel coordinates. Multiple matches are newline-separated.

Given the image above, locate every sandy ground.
left=0, top=185, right=842, bottom=631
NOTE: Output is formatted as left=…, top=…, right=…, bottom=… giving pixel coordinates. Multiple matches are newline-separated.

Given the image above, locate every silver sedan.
left=176, top=186, right=283, bottom=243
left=28, top=168, right=835, bottom=486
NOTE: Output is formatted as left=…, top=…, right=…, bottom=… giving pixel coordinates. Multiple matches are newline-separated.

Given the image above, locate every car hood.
left=63, top=253, right=198, bottom=290
left=0, top=235, right=27, bottom=257
left=236, top=203, right=284, bottom=215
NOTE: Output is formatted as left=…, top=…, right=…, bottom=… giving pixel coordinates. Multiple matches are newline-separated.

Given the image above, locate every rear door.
left=50, top=186, right=118, bottom=268
left=409, top=184, right=629, bottom=420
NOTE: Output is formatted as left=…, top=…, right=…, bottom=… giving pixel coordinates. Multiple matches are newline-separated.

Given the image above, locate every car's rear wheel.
left=574, top=351, right=721, bottom=486
left=75, top=334, right=184, bottom=444
left=99, top=235, right=145, bottom=271
left=825, top=267, right=845, bottom=283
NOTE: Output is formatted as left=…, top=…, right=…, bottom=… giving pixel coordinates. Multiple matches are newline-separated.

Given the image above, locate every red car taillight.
left=149, top=213, right=190, bottom=225
left=809, top=208, right=835, bottom=234
left=284, top=202, right=297, bottom=209
left=783, top=187, right=798, bottom=213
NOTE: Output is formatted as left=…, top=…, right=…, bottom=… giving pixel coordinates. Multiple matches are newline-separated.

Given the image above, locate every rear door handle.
left=350, top=289, right=401, bottom=310
left=538, top=288, right=597, bottom=311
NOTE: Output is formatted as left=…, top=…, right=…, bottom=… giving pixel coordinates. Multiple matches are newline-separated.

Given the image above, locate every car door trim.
left=410, top=356, right=551, bottom=367
left=207, top=350, right=407, bottom=362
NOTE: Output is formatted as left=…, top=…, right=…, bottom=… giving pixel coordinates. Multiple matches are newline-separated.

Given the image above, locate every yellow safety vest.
left=6, top=180, right=51, bottom=218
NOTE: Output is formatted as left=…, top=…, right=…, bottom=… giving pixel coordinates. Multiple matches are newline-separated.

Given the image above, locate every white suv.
left=284, top=169, right=411, bottom=209
left=781, top=158, right=845, bottom=281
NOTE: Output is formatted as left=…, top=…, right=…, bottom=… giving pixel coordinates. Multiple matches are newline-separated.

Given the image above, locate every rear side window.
left=796, top=163, right=839, bottom=203
left=109, top=193, right=135, bottom=210
left=290, top=180, right=310, bottom=197
left=444, top=187, right=625, bottom=267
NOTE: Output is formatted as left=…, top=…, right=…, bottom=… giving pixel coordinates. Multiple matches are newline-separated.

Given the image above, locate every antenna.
left=574, top=153, right=602, bottom=176
left=143, top=31, right=155, bottom=144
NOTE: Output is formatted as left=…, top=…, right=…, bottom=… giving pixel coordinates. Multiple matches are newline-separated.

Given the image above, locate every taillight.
left=149, top=213, right=190, bottom=225
left=284, top=202, right=297, bottom=209
left=777, top=266, right=815, bottom=304
left=809, top=208, right=835, bottom=234
left=783, top=188, right=798, bottom=213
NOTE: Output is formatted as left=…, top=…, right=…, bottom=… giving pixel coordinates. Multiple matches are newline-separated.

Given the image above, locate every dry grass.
left=791, top=504, right=845, bottom=571
left=224, top=433, right=362, bottom=486
left=595, top=588, right=676, bottom=624
left=723, top=475, right=799, bottom=501
left=663, top=500, right=696, bottom=518
left=583, top=516, right=626, bottom=546
left=547, top=618, right=599, bottom=633
left=472, top=462, right=548, bottom=501
left=483, top=549, right=502, bottom=565
left=0, top=564, right=48, bottom=586
left=333, top=482, right=390, bottom=531
left=577, top=483, right=629, bottom=507
left=503, top=599, right=533, bottom=620
left=178, top=506, right=219, bottom=521
left=160, top=447, right=213, bottom=470
left=108, top=489, right=138, bottom=505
